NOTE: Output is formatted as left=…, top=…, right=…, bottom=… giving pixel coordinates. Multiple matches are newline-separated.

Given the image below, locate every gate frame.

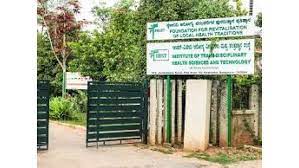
left=37, top=80, right=50, bottom=150
left=86, top=81, right=148, bottom=148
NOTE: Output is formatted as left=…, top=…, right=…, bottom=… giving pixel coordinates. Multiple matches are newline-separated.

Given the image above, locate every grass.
left=51, top=112, right=86, bottom=126
left=134, top=143, right=176, bottom=154
left=185, top=147, right=262, bottom=165
left=150, top=146, right=175, bottom=154
left=186, top=152, right=237, bottom=165
left=58, top=119, right=86, bottom=126
left=134, top=143, right=261, bottom=165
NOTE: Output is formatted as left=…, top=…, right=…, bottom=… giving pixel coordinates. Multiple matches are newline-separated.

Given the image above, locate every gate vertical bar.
left=86, top=81, right=149, bottom=147
left=96, top=83, right=99, bottom=148
left=37, top=80, right=50, bottom=150
left=46, top=83, right=49, bottom=150
left=86, top=82, right=90, bottom=147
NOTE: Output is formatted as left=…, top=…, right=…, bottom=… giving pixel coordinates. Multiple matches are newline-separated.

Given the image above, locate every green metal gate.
left=86, top=81, right=148, bottom=147
left=37, top=80, right=50, bottom=150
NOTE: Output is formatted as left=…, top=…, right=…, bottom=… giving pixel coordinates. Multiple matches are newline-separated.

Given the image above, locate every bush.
left=70, top=111, right=86, bottom=124
left=71, top=90, right=87, bottom=113
left=49, top=97, right=80, bottom=120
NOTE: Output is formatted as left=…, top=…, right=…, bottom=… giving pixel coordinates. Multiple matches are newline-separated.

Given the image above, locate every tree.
left=136, top=0, right=241, bottom=80
left=233, top=12, right=262, bottom=87
left=68, top=32, right=105, bottom=80
left=255, top=12, right=262, bottom=77
left=70, top=1, right=144, bottom=82
left=255, top=12, right=262, bottom=28
left=37, top=0, right=85, bottom=96
left=69, top=0, right=240, bottom=82
left=37, top=32, right=62, bottom=96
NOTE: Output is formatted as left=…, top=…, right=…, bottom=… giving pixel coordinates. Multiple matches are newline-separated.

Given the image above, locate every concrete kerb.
left=49, top=120, right=86, bottom=131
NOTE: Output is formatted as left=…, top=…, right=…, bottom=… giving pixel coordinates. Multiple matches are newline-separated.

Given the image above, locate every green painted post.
left=226, top=75, right=232, bottom=147
left=166, top=75, right=172, bottom=143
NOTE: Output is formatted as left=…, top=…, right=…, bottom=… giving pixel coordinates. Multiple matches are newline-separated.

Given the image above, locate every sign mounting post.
left=226, top=75, right=232, bottom=146
left=166, top=75, right=171, bottom=143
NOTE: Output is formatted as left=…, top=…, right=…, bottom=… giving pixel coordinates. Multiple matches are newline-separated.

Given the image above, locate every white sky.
left=254, top=0, right=262, bottom=16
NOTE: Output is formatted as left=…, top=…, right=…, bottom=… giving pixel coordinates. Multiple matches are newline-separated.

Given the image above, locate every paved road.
left=37, top=123, right=261, bottom=168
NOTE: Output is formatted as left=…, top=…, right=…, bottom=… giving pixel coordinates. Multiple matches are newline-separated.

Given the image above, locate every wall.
left=232, top=110, right=255, bottom=146
left=211, top=81, right=261, bottom=147
left=148, top=79, right=262, bottom=148
left=148, top=79, right=184, bottom=146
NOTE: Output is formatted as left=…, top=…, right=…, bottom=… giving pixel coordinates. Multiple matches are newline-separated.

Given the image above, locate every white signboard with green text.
left=147, top=39, right=254, bottom=75
left=147, top=16, right=255, bottom=41
left=66, top=72, right=92, bottom=90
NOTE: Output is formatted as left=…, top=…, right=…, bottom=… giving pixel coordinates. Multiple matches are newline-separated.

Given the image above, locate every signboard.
left=147, top=16, right=255, bottom=41
left=147, top=39, right=254, bottom=75
left=66, top=72, right=92, bottom=90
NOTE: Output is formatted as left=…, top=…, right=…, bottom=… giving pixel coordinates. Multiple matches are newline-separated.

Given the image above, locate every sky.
left=253, top=0, right=262, bottom=16
left=77, top=0, right=262, bottom=30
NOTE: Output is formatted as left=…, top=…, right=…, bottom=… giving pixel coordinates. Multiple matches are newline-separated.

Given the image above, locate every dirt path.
left=37, top=123, right=261, bottom=168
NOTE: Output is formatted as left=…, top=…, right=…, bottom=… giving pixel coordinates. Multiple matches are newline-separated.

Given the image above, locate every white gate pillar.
left=184, top=80, right=212, bottom=151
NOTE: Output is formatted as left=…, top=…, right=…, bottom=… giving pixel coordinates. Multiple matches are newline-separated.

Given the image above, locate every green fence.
left=86, top=81, right=148, bottom=147
left=37, top=80, right=50, bottom=150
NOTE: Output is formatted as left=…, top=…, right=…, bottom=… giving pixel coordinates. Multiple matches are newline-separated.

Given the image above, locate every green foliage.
left=37, top=0, right=85, bottom=96
left=49, top=96, right=83, bottom=121
left=138, top=0, right=237, bottom=21
left=186, top=152, right=237, bottom=164
left=255, top=138, right=262, bottom=146
left=137, top=0, right=244, bottom=80
left=70, top=90, right=88, bottom=113
left=58, top=113, right=86, bottom=126
left=37, top=33, right=56, bottom=79
left=185, top=148, right=262, bottom=165
left=150, top=146, right=175, bottom=154
left=255, top=12, right=262, bottom=27
left=235, top=0, right=248, bottom=16
left=234, top=75, right=261, bottom=86
left=37, top=32, right=62, bottom=96
left=69, top=0, right=241, bottom=82
left=68, top=111, right=86, bottom=125
left=68, top=32, right=105, bottom=79
left=70, top=5, right=144, bottom=81
left=255, top=37, right=262, bottom=51
left=92, top=4, right=112, bottom=29
left=254, top=12, right=262, bottom=58
left=232, top=75, right=261, bottom=110
left=41, top=0, right=261, bottom=93
left=50, top=97, right=73, bottom=120
left=99, top=7, right=143, bottom=82
left=232, top=84, right=250, bottom=110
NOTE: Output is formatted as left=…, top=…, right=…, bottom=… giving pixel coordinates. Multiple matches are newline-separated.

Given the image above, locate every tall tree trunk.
left=62, top=11, right=67, bottom=97
left=41, top=16, right=63, bottom=69
left=62, top=32, right=67, bottom=97
left=62, top=58, right=66, bottom=97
